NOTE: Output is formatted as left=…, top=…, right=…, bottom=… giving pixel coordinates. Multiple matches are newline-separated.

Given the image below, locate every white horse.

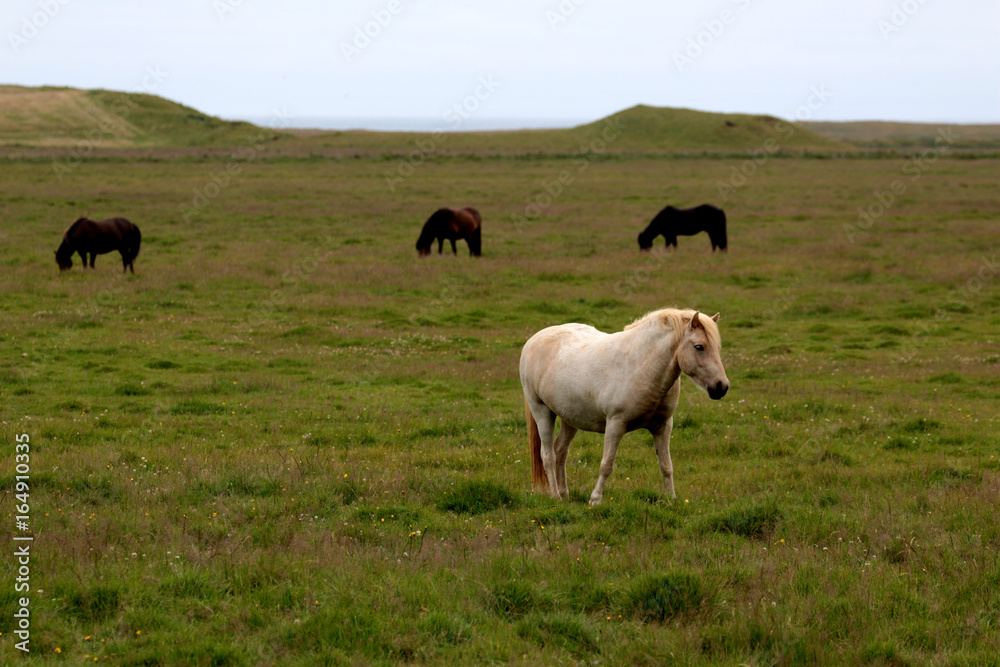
left=519, top=309, right=729, bottom=505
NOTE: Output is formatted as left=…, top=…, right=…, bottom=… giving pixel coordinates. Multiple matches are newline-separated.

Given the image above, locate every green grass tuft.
left=146, top=359, right=181, bottom=369
left=171, top=400, right=227, bottom=415
left=437, top=480, right=518, bottom=514
left=62, top=585, right=122, bottom=621
left=488, top=581, right=538, bottom=617
left=114, top=382, right=150, bottom=396
left=622, top=573, right=706, bottom=623
left=516, top=613, right=600, bottom=658
left=705, top=502, right=782, bottom=539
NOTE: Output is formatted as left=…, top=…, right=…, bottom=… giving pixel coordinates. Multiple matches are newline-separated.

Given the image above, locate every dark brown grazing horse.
left=638, top=204, right=727, bottom=252
left=55, top=217, right=142, bottom=273
left=416, top=207, right=482, bottom=257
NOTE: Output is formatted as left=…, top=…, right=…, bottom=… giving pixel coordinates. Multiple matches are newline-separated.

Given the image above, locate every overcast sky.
left=2, top=0, right=998, bottom=129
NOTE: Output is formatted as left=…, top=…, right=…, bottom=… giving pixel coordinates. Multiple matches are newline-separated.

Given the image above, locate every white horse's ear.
left=711, top=312, right=720, bottom=323
left=689, top=311, right=703, bottom=329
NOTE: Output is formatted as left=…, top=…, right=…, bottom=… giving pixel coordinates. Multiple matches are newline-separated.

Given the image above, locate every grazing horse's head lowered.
left=637, top=204, right=727, bottom=252
left=415, top=207, right=482, bottom=257
left=55, top=241, right=74, bottom=270
left=54, top=216, right=142, bottom=274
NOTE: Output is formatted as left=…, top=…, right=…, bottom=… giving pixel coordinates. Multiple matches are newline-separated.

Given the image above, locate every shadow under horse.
left=637, top=204, right=727, bottom=252
left=55, top=216, right=142, bottom=273
left=416, top=207, right=482, bottom=257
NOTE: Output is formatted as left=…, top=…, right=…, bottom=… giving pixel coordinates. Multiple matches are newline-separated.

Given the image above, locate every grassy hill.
left=2, top=85, right=851, bottom=153
left=571, top=105, right=847, bottom=151
left=0, top=85, right=273, bottom=147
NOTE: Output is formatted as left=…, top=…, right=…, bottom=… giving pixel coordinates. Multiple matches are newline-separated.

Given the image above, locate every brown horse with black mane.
left=638, top=204, right=727, bottom=252
left=416, top=207, right=482, bottom=257
left=55, top=216, right=142, bottom=273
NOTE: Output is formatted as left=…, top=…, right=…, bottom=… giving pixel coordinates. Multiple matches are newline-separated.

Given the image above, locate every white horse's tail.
left=525, top=399, right=548, bottom=492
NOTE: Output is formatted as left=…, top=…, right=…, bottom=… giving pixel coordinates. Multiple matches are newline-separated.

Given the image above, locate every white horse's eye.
left=694, top=344, right=705, bottom=351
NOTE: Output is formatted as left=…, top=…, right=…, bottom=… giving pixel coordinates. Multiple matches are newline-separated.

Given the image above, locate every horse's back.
left=459, top=207, right=482, bottom=226
left=524, top=322, right=604, bottom=351
left=103, top=217, right=137, bottom=235
left=455, top=207, right=482, bottom=231
left=65, top=217, right=138, bottom=254
left=694, top=204, right=725, bottom=224
left=520, top=323, right=609, bottom=391
left=70, top=217, right=135, bottom=237
left=665, top=204, right=725, bottom=235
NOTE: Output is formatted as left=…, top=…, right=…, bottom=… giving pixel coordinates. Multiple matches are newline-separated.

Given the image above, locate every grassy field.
left=1, top=133, right=999, bottom=665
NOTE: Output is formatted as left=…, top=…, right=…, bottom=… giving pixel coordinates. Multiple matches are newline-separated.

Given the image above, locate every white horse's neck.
left=622, top=319, right=683, bottom=391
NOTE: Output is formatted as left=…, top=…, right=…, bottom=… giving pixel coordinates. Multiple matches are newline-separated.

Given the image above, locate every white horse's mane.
left=624, top=308, right=721, bottom=349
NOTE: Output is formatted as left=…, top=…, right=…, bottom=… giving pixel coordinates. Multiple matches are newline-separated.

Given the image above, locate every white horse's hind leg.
left=589, top=420, right=626, bottom=506
left=532, top=407, right=561, bottom=498
left=553, top=422, right=578, bottom=499
left=653, top=418, right=676, bottom=499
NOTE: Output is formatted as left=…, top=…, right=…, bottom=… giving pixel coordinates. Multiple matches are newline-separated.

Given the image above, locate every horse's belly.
left=75, top=238, right=120, bottom=254
left=555, top=405, right=608, bottom=433
left=552, top=394, right=670, bottom=435
left=534, top=366, right=664, bottom=434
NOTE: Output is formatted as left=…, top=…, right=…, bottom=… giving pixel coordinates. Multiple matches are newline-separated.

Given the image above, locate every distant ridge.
left=7, top=84, right=994, bottom=152
left=295, top=103, right=854, bottom=154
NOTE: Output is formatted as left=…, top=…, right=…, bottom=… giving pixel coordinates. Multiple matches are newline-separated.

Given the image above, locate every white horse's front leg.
left=590, top=420, right=626, bottom=505
left=652, top=418, right=676, bottom=499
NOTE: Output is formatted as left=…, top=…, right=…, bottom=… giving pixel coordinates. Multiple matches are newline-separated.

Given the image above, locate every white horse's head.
left=676, top=311, right=729, bottom=400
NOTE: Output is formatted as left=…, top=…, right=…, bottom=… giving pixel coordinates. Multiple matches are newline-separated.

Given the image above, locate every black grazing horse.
left=638, top=204, right=727, bottom=252
left=416, top=207, right=482, bottom=257
left=55, top=217, right=142, bottom=273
